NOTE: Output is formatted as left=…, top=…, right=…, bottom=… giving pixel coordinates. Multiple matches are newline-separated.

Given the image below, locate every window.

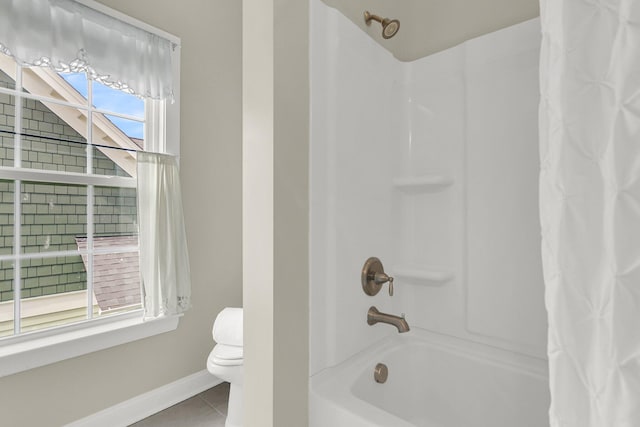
left=0, top=54, right=149, bottom=336
left=0, top=0, right=183, bottom=376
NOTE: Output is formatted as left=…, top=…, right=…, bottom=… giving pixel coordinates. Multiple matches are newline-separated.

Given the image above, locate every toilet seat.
left=207, top=349, right=244, bottom=385
left=211, top=343, right=243, bottom=366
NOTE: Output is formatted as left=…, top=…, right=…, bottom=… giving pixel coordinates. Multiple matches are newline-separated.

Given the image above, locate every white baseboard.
left=66, top=369, right=223, bottom=427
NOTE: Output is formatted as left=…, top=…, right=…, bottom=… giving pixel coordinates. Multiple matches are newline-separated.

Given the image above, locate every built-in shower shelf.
left=393, top=266, right=454, bottom=285
left=392, top=175, right=453, bottom=193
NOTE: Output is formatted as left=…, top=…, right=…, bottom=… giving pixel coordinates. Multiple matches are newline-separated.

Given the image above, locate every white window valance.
left=0, top=0, right=175, bottom=100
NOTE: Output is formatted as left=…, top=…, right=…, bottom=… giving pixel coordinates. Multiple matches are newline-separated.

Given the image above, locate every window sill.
left=0, top=311, right=181, bottom=378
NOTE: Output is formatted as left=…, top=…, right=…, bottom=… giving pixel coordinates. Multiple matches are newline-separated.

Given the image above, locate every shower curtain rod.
left=0, top=129, right=141, bottom=154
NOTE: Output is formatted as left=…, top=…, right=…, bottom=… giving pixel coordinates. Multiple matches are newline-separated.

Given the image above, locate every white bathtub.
left=310, top=331, right=549, bottom=427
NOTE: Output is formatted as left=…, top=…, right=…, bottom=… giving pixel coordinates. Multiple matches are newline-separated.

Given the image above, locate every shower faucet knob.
left=374, top=272, right=391, bottom=284
left=374, top=272, right=394, bottom=296
left=362, top=257, right=395, bottom=296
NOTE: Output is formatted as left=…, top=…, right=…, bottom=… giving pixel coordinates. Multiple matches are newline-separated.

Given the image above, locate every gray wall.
left=0, top=0, right=242, bottom=425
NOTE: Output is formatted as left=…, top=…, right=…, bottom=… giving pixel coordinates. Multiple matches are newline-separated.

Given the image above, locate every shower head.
left=382, top=18, right=400, bottom=39
left=364, top=11, right=400, bottom=39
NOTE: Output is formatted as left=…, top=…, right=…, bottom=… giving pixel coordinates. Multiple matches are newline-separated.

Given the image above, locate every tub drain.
left=374, top=363, right=388, bottom=383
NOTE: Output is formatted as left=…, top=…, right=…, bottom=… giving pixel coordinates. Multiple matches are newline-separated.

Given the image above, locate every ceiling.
left=321, top=0, right=540, bottom=61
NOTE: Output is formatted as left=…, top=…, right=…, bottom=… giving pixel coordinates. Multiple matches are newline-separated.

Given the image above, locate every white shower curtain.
left=137, top=152, right=192, bottom=318
left=540, top=1, right=640, bottom=426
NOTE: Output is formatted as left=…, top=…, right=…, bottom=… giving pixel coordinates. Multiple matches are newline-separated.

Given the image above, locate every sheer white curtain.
left=540, top=1, right=640, bottom=425
left=137, top=152, right=191, bottom=318
left=0, top=0, right=174, bottom=99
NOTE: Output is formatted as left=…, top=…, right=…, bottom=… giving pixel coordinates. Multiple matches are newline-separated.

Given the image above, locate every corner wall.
left=0, top=1, right=242, bottom=425
left=310, top=0, right=405, bottom=373
left=243, top=0, right=310, bottom=425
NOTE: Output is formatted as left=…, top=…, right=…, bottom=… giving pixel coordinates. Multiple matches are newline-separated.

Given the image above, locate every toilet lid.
left=212, top=343, right=243, bottom=362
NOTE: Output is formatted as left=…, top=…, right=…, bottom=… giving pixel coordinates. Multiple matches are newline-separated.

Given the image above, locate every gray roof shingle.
left=75, top=235, right=141, bottom=312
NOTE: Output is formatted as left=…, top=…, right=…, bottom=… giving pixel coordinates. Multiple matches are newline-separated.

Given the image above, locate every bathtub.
left=310, top=330, right=549, bottom=427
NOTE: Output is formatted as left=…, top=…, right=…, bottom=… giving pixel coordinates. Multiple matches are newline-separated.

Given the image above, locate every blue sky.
left=60, top=73, right=144, bottom=139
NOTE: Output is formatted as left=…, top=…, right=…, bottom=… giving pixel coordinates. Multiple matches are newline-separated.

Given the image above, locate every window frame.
left=0, top=0, right=181, bottom=378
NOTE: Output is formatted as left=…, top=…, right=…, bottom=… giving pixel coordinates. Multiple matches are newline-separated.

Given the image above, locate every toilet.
left=207, top=307, right=243, bottom=427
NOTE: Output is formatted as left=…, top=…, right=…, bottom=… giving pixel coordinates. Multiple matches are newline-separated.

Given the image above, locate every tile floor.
left=130, top=382, right=229, bottom=427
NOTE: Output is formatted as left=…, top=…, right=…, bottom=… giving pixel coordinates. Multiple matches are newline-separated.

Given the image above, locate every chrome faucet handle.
left=388, top=277, right=394, bottom=296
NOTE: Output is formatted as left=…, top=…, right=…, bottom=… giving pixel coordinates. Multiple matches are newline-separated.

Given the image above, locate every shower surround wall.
left=310, top=0, right=547, bottom=384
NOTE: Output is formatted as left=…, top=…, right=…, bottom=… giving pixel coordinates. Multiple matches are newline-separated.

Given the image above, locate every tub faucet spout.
left=367, top=306, right=410, bottom=333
